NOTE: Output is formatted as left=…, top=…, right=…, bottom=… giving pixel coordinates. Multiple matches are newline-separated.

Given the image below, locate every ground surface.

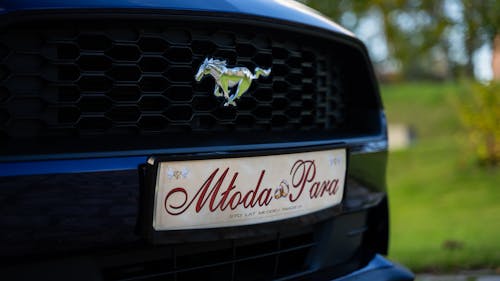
left=416, top=270, right=500, bottom=281
left=380, top=82, right=500, bottom=272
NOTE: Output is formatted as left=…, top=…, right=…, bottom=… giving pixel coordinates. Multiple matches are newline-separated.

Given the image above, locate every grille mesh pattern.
left=102, top=232, right=315, bottom=281
left=0, top=21, right=344, bottom=141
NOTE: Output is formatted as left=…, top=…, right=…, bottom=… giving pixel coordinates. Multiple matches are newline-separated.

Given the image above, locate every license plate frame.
left=137, top=145, right=348, bottom=244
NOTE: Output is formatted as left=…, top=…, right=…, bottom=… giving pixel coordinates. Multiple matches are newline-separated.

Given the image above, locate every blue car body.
left=0, top=1, right=413, bottom=280
left=0, top=0, right=350, bottom=34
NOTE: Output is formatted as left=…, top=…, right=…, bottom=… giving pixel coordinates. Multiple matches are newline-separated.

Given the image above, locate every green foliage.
left=455, top=82, right=500, bottom=166
left=388, top=137, right=500, bottom=272
left=381, top=82, right=461, bottom=138
left=381, top=82, right=500, bottom=272
left=304, top=0, right=500, bottom=80
left=305, top=0, right=453, bottom=79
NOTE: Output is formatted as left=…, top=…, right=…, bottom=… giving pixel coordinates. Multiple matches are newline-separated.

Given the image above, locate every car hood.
left=0, top=0, right=353, bottom=36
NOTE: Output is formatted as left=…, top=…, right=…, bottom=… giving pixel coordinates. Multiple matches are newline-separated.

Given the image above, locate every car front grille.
left=0, top=170, right=384, bottom=280
left=0, top=21, right=344, bottom=140
left=102, top=231, right=316, bottom=281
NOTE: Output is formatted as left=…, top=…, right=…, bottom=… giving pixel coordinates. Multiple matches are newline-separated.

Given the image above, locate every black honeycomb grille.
left=0, top=23, right=343, bottom=137
left=0, top=21, right=344, bottom=144
left=102, top=231, right=316, bottom=281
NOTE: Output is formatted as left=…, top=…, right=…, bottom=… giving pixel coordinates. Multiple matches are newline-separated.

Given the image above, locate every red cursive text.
left=289, top=159, right=341, bottom=202
left=164, top=167, right=273, bottom=215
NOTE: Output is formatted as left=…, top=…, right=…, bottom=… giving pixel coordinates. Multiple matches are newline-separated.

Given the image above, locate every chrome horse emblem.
left=194, top=58, right=271, bottom=106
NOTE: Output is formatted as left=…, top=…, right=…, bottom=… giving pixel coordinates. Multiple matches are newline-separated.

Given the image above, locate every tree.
left=304, top=0, right=500, bottom=81
left=305, top=0, right=452, bottom=80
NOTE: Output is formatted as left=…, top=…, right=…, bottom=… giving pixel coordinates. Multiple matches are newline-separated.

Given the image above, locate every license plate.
left=152, top=148, right=346, bottom=230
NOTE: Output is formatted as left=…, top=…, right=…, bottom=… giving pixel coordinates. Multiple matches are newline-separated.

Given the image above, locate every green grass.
left=380, top=82, right=500, bottom=272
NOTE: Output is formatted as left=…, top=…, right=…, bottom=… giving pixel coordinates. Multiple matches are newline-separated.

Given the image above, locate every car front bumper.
left=332, top=254, right=414, bottom=281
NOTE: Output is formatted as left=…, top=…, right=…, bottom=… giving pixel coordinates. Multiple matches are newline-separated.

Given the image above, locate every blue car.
left=0, top=1, right=414, bottom=280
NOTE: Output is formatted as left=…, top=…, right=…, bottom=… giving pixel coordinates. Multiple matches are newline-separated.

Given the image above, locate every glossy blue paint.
left=0, top=137, right=387, bottom=177
left=0, top=137, right=389, bottom=176
left=0, top=156, right=147, bottom=177
left=333, top=254, right=414, bottom=281
left=0, top=0, right=353, bottom=36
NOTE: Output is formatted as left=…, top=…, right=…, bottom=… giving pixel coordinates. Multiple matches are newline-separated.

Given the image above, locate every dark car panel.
left=0, top=1, right=413, bottom=280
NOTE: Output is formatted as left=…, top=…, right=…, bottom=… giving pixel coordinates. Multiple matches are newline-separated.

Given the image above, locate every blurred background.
left=302, top=0, right=499, bottom=277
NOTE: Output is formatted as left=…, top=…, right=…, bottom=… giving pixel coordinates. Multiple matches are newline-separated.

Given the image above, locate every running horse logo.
left=194, top=58, right=271, bottom=107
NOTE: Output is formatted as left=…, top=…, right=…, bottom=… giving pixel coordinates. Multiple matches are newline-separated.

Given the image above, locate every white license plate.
left=152, top=148, right=346, bottom=230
